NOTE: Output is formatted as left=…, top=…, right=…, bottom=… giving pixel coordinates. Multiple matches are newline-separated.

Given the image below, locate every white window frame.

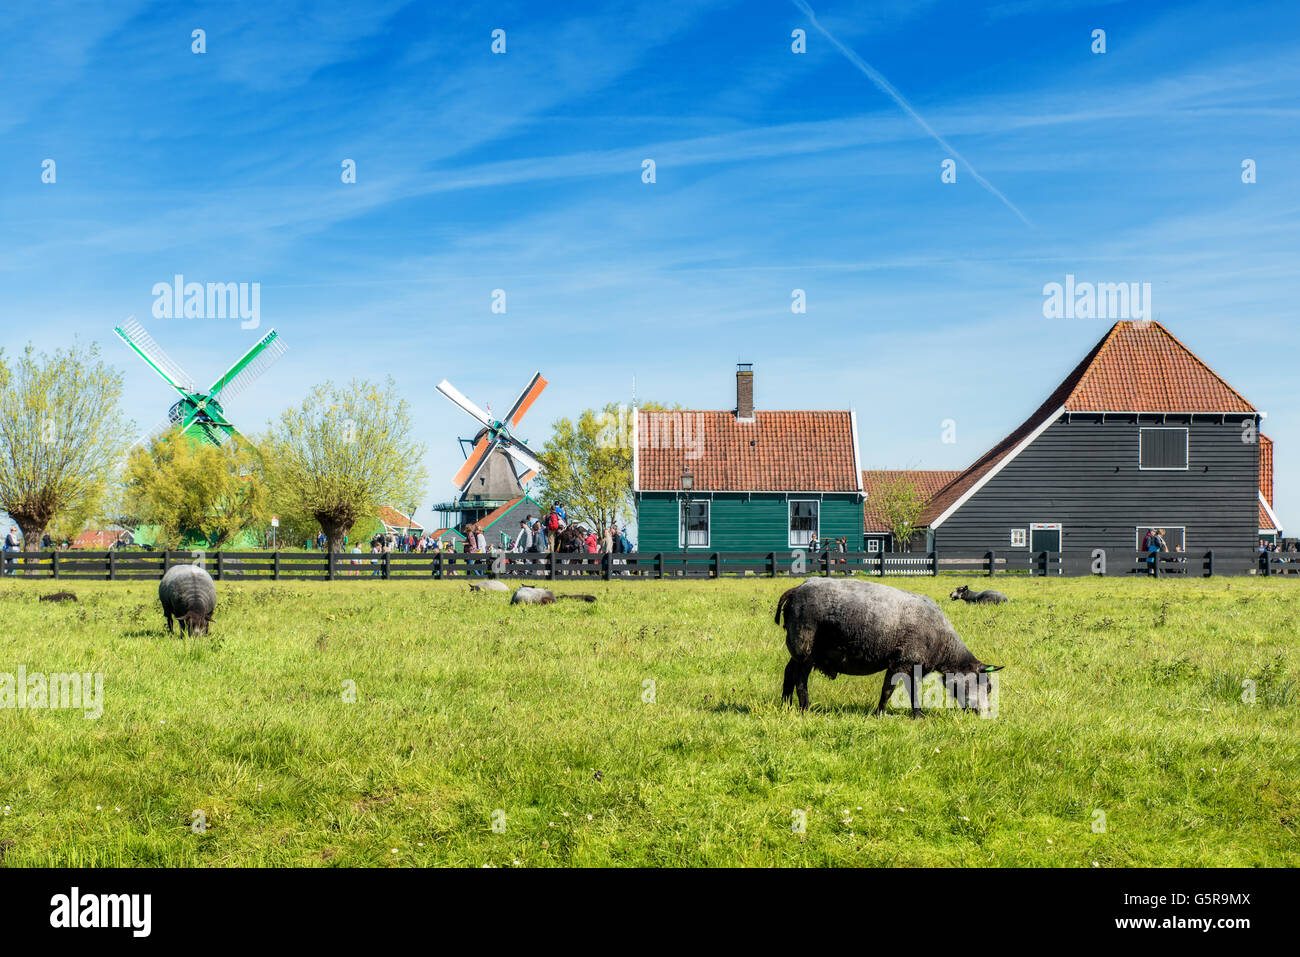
left=788, top=499, right=820, bottom=549
left=866, top=538, right=881, bottom=553
left=1138, top=427, right=1189, bottom=471
left=1135, top=525, right=1187, bottom=551
left=1028, top=523, right=1062, bottom=551
left=679, top=499, right=710, bottom=549
left=1010, top=528, right=1027, bottom=548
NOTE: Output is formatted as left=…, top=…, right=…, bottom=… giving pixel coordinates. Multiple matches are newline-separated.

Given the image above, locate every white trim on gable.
left=849, top=409, right=864, bottom=494
left=1259, top=490, right=1282, bottom=532
left=929, top=405, right=1067, bottom=530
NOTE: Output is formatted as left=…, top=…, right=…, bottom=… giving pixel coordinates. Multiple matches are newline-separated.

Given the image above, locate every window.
left=1139, top=427, right=1189, bottom=470
left=679, top=500, right=709, bottom=548
left=1029, top=523, right=1062, bottom=551
left=1136, top=526, right=1186, bottom=551
left=789, top=500, right=819, bottom=547
left=866, top=538, right=882, bottom=553
left=1010, top=528, right=1027, bottom=547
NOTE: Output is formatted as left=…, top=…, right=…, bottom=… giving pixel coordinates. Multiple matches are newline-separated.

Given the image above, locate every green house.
left=633, top=365, right=864, bottom=553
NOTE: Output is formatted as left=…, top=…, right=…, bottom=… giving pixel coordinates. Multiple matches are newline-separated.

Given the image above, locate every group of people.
left=460, top=502, right=634, bottom=556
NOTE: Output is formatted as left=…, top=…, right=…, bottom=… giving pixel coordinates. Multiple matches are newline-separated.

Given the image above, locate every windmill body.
left=432, top=373, right=547, bottom=531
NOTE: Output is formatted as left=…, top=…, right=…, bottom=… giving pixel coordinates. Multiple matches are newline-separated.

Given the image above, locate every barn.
left=633, top=365, right=864, bottom=552
left=917, top=320, right=1277, bottom=554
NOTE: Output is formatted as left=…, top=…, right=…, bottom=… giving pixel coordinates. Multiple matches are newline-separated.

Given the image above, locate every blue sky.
left=2, top=0, right=1298, bottom=532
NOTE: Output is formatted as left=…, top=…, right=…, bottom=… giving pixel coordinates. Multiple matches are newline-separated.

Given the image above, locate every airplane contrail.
left=792, top=0, right=1031, bottom=226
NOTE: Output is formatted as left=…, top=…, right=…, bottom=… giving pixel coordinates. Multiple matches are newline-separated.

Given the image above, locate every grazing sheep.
left=39, top=591, right=77, bottom=603
left=158, top=564, right=217, bottom=636
left=774, top=578, right=1001, bottom=716
left=469, top=580, right=510, bottom=593
left=510, top=586, right=597, bottom=605
left=950, top=584, right=1009, bottom=604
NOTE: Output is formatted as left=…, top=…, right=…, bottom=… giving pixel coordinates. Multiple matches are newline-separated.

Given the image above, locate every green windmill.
left=115, top=317, right=288, bottom=448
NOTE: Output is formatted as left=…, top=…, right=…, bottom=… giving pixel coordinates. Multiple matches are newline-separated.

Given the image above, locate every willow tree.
left=0, top=342, right=133, bottom=550
left=261, top=378, right=425, bottom=553
left=121, top=433, right=269, bottom=549
left=874, top=474, right=926, bottom=552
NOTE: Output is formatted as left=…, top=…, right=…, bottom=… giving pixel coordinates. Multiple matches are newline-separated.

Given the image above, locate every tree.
left=874, top=474, right=926, bottom=552
left=121, top=432, right=269, bottom=549
left=0, top=342, right=134, bottom=550
left=534, top=401, right=669, bottom=534
left=261, top=378, right=425, bottom=553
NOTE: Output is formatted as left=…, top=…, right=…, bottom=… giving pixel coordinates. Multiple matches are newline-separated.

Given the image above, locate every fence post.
left=711, top=552, right=718, bottom=579
left=109, top=549, right=116, bottom=581
left=602, top=552, right=612, bottom=581
left=274, top=551, right=281, bottom=580
left=930, top=551, right=937, bottom=576
left=162, top=549, right=172, bottom=573
left=548, top=551, right=556, bottom=581
left=383, top=551, right=390, bottom=580
left=1206, top=549, right=1213, bottom=577
left=52, top=551, right=59, bottom=579
left=434, top=551, right=442, bottom=580
left=217, top=551, right=225, bottom=580
left=328, top=550, right=335, bottom=581
left=655, top=553, right=663, bottom=580
left=987, top=551, right=994, bottom=576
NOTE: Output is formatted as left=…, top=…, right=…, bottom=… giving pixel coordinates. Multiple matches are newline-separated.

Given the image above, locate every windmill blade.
left=114, top=317, right=196, bottom=393
left=517, top=469, right=538, bottom=485
left=500, top=438, right=542, bottom=477
left=452, top=435, right=494, bottom=490
left=207, top=329, right=288, bottom=402
left=503, top=372, right=547, bottom=429
left=437, top=380, right=494, bottom=430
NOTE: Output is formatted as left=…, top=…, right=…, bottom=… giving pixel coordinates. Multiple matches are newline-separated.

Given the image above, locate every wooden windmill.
left=435, top=373, right=546, bottom=526
left=115, top=317, right=288, bottom=448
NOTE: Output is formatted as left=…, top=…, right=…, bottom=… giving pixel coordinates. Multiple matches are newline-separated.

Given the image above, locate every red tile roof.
left=1259, top=503, right=1277, bottom=531
left=377, top=506, right=423, bottom=532
left=922, top=321, right=1257, bottom=527
left=862, top=470, right=961, bottom=532
left=72, top=529, right=127, bottom=549
left=636, top=410, right=860, bottom=492
left=1260, top=433, right=1273, bottom=506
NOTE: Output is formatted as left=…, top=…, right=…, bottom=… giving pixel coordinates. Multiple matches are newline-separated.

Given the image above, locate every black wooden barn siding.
left=932, top=414, right=1260, bottom=553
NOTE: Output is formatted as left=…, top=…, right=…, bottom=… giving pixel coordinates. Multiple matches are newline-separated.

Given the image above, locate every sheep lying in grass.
left=159, top=564, right=216, bottom=636
left=510, top=586, right=597, bottom=605
left=469, top=580, right=510, bottom=593
left=774, top=578, right=1001, bottom=716
left=950, top=584, right=1009, bottom=604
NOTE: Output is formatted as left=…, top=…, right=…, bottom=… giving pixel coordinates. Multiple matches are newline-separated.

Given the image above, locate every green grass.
left=0, top=574, right=1296, bottom=867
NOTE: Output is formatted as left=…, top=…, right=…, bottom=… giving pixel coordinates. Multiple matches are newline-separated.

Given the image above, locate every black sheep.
left=950, top=585, right=1009, bottom=604
left=775, top=578, right=1001, bottom=715
left=158, top=564, right=217, bottom=635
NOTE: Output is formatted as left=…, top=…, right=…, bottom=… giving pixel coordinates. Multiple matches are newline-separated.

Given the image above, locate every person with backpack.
left=545, top=507, right=561, bottom=551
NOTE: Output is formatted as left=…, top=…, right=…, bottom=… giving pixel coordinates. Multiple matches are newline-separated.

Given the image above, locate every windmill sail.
left=208, top=329, right=288, bottom=402
left=114, top=318, right=196, bottom=393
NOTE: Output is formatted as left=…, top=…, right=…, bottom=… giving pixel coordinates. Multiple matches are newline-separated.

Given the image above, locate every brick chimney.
left=736, top=363, right=754, bottom=420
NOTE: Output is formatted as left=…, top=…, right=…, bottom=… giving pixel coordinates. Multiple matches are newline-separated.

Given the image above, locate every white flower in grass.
left=96, top=805, right=102, bottom=811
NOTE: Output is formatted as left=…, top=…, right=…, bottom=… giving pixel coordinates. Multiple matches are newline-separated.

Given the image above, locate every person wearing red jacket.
left=584, top=529, right=598, bottom=554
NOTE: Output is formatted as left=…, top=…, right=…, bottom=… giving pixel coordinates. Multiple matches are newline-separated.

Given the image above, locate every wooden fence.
left=0, top=548, right=1289, bottom=580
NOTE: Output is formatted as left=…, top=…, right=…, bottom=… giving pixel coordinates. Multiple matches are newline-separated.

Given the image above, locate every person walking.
left=2, top=526, right=19, bottom=576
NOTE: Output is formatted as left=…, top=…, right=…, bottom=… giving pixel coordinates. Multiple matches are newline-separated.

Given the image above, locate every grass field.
left=0, top=574, right=1296, bottom=867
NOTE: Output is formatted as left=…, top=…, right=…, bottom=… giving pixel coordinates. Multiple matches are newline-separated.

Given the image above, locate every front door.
left=1029, top=523, right=1062, bottom=552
